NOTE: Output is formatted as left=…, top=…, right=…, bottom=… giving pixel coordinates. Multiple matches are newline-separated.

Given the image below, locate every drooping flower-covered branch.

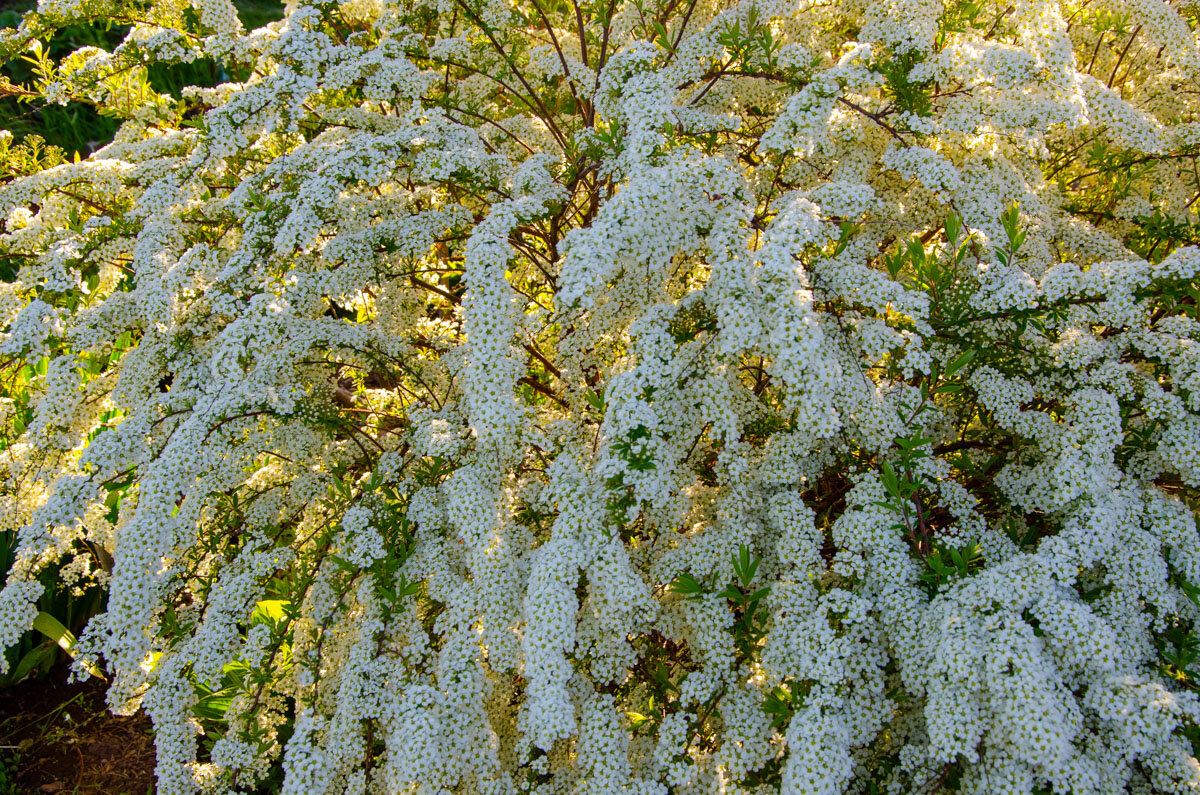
left=1, top=0, right=1200, bottom=791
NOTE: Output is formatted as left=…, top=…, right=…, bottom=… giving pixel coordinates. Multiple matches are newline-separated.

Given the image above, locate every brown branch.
left=450, top=0, right=570, bottom=149
left=570, top=0, right=590, bottom=74
left=519, top=375, right=567, bottom=407
left=523, top=342, right=561, bottom=379
left=528, top=0, right=586, bottom=118
left=410, top=274, right=459, bottom=303
left=441, top=103, right=537, bottom=155
left=838, top=97, right=906, bottom=143
left=1108, top=25, right=1142, bottom=90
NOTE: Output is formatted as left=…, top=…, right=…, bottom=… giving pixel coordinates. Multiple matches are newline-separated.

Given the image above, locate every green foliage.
left=937, top=0, right=989, bottom=43
left=996, top=202, right=1027, bottom=267
left=1128, top=207, right=1200, bottom=263
left=606, top=424, right=658, bottom=530
left=760, top=679, right=805, bottom=731
left=0, top=0, right=283, bottom=157
left=1156, top=574, right=1200, bottom=697
left=873, top=48, right=935, bottom=119
left=917, top=541, right=984, bottom=597
left=669, top=545, right=771, bottom=658
left=0, top=12, right=123, bottom=157
left=714, top=4, right=784, bottom=74
left=0, top=747, right=18, bottom=795
left=668, top=300, right=718, bottom=344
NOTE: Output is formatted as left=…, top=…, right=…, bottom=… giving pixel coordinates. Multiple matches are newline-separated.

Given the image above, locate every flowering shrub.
left=2, top=0, right=1200, bottom=791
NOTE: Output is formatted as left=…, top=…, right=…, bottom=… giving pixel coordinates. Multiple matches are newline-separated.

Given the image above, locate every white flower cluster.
left=1, top=0, right=1200, bottom=791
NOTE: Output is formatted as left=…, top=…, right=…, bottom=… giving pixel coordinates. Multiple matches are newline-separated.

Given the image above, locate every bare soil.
left=0, top=664, right=155, bottom=794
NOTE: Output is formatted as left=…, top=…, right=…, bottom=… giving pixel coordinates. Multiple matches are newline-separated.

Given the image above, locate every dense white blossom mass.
left=1, top=0, right=1200, bottom=791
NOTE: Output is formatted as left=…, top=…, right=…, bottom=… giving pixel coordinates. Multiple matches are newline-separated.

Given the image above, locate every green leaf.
left=944, top=349, right=976, bottom=376
left=895, top=435, right=934, bottom=452
left=733, top=544, right=759, bottom=587
left=669, top=573, right=705, bottom=598
left=194, top=688, right=236, bottom=721
left=944, top=213, right=961, bottom=244
left=252, top=599, right=290, bottom=625
left=651, top=662, right=678, bottom=694
left=1080, top=583, right=1114, bottom=604
left=626, top=711, right=651, bottom=728
left=880, top=462, right=901, bottom=499
left=833, top=222, right=859, bottom=256
left=906, top=237, right=926, bottom=268
left=32, top=612, right=104, bottom=680
left=9, top=641, right=57, bottom=683
left=1001, top=202, right=1025, bottom=251
left=717, top=586, right=744, bottom=602
left=885, top=250, right=905, bottom=279
left=652, top=21, right=670, bottom=48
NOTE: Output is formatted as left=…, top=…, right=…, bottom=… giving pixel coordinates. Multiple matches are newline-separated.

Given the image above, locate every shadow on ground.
left=0, top=665, right=154, bottom=794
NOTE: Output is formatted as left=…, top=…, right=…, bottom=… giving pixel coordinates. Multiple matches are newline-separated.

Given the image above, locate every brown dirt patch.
left=0, top=664, right=155, bottom=794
